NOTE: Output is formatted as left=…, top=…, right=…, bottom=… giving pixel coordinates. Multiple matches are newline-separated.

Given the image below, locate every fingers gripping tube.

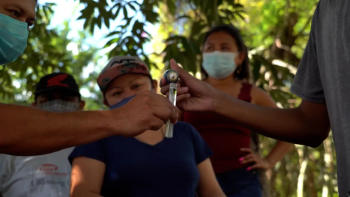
left=163, top=69, right=179, bottom=138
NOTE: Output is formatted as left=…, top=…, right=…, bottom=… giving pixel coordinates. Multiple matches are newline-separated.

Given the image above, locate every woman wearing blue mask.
left=183, top=25, right=294, bottom=197
left=69, top=56, right=226, bottom=197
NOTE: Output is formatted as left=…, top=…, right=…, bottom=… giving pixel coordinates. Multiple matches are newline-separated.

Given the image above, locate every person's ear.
left=79, top=100, right=86, bottom=110
left=236, top=50, right=246, bottom=66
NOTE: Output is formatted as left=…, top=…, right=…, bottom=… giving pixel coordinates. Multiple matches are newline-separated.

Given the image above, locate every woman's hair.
left=201, top=24, right=250, bottom=80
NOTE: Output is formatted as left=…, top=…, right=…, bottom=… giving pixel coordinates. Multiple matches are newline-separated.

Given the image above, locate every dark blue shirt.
left=69, top=122, right=212, bottom=197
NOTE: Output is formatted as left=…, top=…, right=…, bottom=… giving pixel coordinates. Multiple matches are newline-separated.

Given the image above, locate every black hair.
left=201, top=24, right=250, bottom=80
left=34, top=90, right=81, bottom=103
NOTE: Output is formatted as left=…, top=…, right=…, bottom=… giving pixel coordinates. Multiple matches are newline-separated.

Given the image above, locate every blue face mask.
left=202, top=51, right=237, bottom=79
left=109, top=96, right=135, bottom=109
left=0, top=14, right=29, bottom=64
left=37, top=99, right=80, bottom=112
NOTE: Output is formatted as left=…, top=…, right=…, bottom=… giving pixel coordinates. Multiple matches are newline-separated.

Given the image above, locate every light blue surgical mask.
left=0, top=14, right=29, bottom=64
left=202, top=51, right=237, bottom=79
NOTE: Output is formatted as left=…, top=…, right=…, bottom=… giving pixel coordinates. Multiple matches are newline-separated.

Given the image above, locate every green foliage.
left=78, top=0, right=158, bottom=69
left=0, top=3, right=99, bottom=106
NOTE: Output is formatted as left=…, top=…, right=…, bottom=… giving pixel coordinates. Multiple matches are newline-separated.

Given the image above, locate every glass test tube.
left=164, top=69, right=178, bottom=138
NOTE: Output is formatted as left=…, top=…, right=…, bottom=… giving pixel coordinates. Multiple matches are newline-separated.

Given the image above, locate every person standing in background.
left=0, top=73, right=85, bottom=197
left=182, top=25, right=294, bottom=197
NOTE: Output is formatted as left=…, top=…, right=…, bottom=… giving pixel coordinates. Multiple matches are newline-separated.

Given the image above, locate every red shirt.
left=183, top=83, right=252, bottom=173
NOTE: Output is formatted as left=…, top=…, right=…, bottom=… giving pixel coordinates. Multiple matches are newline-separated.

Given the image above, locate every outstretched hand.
left=111, top=91, right=178, bottom=137
left=160, top=59, right=219, bottom=112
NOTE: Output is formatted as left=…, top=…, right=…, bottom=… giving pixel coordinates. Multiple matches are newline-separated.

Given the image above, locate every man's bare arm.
left=214, top=93, right=330, bottom=147
left=0, top=92, right=177, bottom=155
left=161, top=59, right=330, bottom=147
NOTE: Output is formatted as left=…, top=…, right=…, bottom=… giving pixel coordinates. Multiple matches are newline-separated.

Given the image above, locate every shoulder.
left=250, top=85, right=276, bottom=107
left=72, top=135, right=129, bottom=155
left=250, top=85, right=268, bottom=99
left=174, top=121, right=195, bottom=129
left=69, top=137, right=112, bottom=164
left=174, top=121, right=203, bottom=141
left=174, top=121, right=198, bottom=134
left=174, top=123, right=212, bottom=163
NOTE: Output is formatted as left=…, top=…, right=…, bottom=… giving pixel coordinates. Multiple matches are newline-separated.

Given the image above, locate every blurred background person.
left=182, top=25, right=294, bottom=197
left=0, top=72, right=84, bottom=197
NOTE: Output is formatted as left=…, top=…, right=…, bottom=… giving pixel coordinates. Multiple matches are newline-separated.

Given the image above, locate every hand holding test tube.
left=163, top=69, right=179, bottom=138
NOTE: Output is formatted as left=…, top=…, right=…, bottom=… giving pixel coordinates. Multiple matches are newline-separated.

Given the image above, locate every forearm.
left=198, top=189, right=226, bottom=197
left=265, top=141, right=294, bottom=168
left=198, top=191, right=226, bottom=197
left=0, top=104, right=116, bottom=155
left=213, top=92, right=330, bottom=146
left=71, top=190, right=102, bottom=197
